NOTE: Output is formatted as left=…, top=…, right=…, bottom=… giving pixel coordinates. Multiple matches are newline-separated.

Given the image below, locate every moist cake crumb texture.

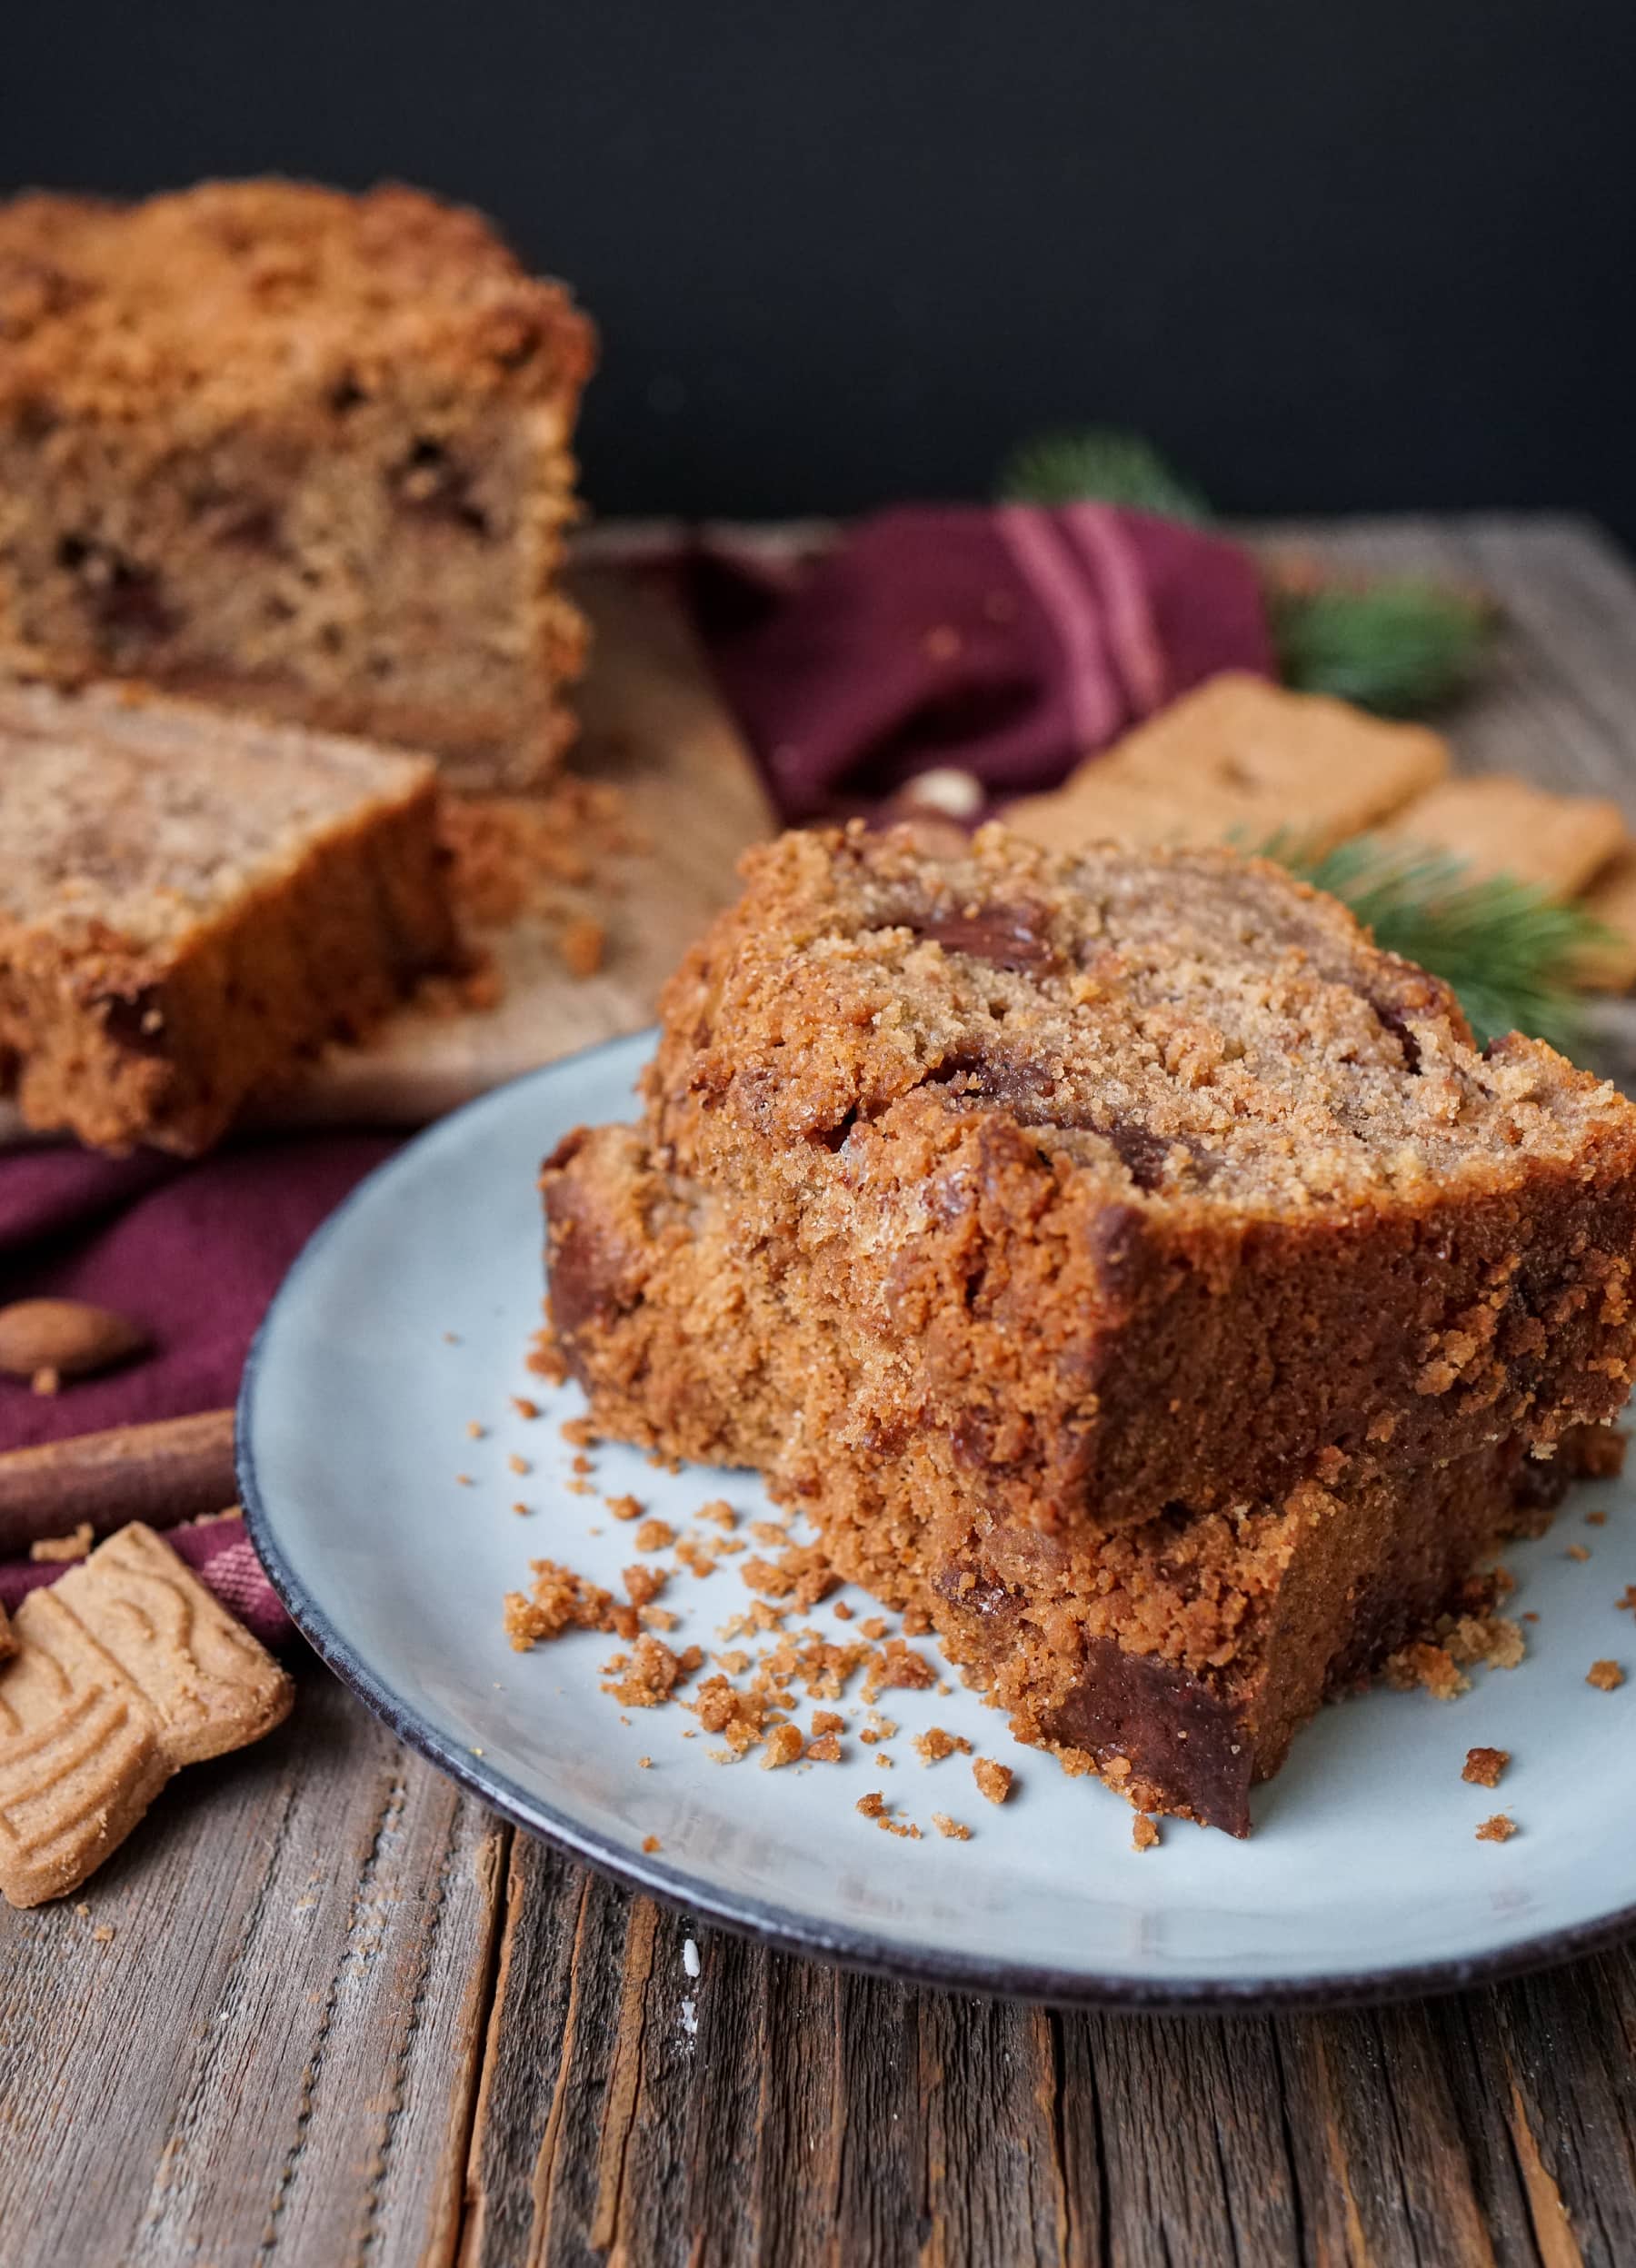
left=541, top=823, right=1636, bottom=1832
left=0, top=677, right=458, bottom=1151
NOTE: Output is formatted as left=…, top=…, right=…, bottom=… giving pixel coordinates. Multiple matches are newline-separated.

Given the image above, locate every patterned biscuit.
left=51, top=1522, right=292, bottom=1766
left=1007, top=672, right=1448, bottom=855
left=1005, top=768, right=1256, bottom=852
left=1383, top=775, right=1631, bottom=896
left=0, top=1588, right=171, bottom=1907
left=0, top=1523, right=293, bottom=1906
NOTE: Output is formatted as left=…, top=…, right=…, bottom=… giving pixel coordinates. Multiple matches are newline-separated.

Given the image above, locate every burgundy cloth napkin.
left=688, top=502, right=1274, bottom=819
left=0, top=502, right=1273, bottom=1641
left=0, top=1136, right=398, bottom=1643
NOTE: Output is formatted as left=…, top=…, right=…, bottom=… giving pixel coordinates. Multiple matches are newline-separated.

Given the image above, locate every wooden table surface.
left=9, top=514, right=1636, bottom=2268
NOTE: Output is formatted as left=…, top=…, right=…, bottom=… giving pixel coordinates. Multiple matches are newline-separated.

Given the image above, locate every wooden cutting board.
left=265, top=560, right=774, bottom=1128
left=0, top=559, right=775, bottom=1143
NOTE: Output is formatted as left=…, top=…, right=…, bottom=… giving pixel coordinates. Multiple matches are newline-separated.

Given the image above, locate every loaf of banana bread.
left=0, top=678, right=458, bottom=1152
left=542, top=823, right=1636, bottom=1826
left=0, top=179, right=594, bottom=790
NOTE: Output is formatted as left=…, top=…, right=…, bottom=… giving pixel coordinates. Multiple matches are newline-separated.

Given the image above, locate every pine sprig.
left=996, top=424, right=1498, bottom=718
left=1256, top=831, right=1611, bottom=1054
left=997, top=428, right=1212, bottom=522
left=1267, top=579, right=1493, bottom=717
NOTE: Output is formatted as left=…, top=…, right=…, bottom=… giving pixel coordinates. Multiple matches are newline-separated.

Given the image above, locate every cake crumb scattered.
left=1476, top=1813, right=1517, bottom=1843
left=1588, top=1659, right=1626, bottom=1691
left=31, top=1523, right=93, bottom=1564
left=698, top=1499, right=736, bottom=1529
left=1384, top=1642, right=1467, bottom=1698
left=811, top=1710, right=844, bottom=1737
left=855, top=1791, right=885, bottom=1819
left=93, top=1924, right=115, bottom=1945
left=863, top=1639, right=936, bottom=1701
left=635, top=1518, right=675, bottom=1552
left=504, top=1559, right=614, bottom=1649
left=932, top=1813, right=970, bottom=1841
left=559, top=916, right=606, bottom=979
left=511, top=1501, right=531, bottom=1517
left=465, top=1419, right=485, bottom=1439
left=1567, top=1544, right=1591, bottom=1563
left=527, top=1332, right=569, bottom=1385
left=623, top=1564, right=668, bottom=1610
left=762, top=1723, right=804, bottom=1770
left=642, top=1834, right=662, bottom=1853
left=913, top=1726, right=972, bottom=1766
left=973, top=1758, right=1013, bottom=1805
left=508, top=1453, right=531, bottom=1476
left=1462, top=1746, right=1509, bottom=1787
left=601, top=1635, right=701, bottom=1708
left=637, top=1756, right=653, bottom=1768
left=1586, top=1510, right=1608, bottom=1526
left=455, top=1474, right=474, bottom=1488
left=740, top=1541, right=839, bottom=1608
left=510, top=1396, right=540, bottom=1420
left=1132, top=1815, right=1160, bottom=1852
left=561, top=1417, right=598, bottom=1448
left=833, top=1600, right=853, bottom=1621
left=806, top=1735, right=842, bottom=1762
left=691, top=1675, right=772, bottom=1756
left=860, top=1616, right=887, bottom=1640
left=606, top=1493, right=643, bottom=1523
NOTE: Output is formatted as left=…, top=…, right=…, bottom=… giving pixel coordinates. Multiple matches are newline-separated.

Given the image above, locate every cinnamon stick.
left=0, top=1409, right=237, bottom=1557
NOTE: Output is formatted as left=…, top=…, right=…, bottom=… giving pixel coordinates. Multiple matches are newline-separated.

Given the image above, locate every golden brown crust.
left=0, top=179, right=594, bottom=420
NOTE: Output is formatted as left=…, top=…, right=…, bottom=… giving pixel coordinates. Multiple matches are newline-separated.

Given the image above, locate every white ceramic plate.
left=241, top=1030, right=1636, bottom=2008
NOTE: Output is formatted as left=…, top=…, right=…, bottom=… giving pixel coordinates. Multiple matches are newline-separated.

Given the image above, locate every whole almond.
left=0, top=1300, right=150, bottom=1382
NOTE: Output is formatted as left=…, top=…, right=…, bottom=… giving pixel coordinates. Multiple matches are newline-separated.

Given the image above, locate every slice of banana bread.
left=550, top=824, right=1636, bottom=1536
left=0, top=679, right=458, bottom=1152
left=544, top=823, right=1636, bottom=1826
left=0, top=179, right=594, bottom=790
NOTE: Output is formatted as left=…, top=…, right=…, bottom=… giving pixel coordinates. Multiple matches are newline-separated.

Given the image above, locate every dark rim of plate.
left=238, top=1027, right=1636, bottom=2014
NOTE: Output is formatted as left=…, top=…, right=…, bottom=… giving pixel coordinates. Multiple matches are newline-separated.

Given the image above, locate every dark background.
left=5, top=5, right=1634, bottom=536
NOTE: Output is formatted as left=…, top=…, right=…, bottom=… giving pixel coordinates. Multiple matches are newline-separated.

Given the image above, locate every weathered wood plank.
left=1483, top=1953, right=1636, bottom=2268
left=1061, top=2014, right=1302, bottom=2268
left=0, top=1669, right=504, bottom=2268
